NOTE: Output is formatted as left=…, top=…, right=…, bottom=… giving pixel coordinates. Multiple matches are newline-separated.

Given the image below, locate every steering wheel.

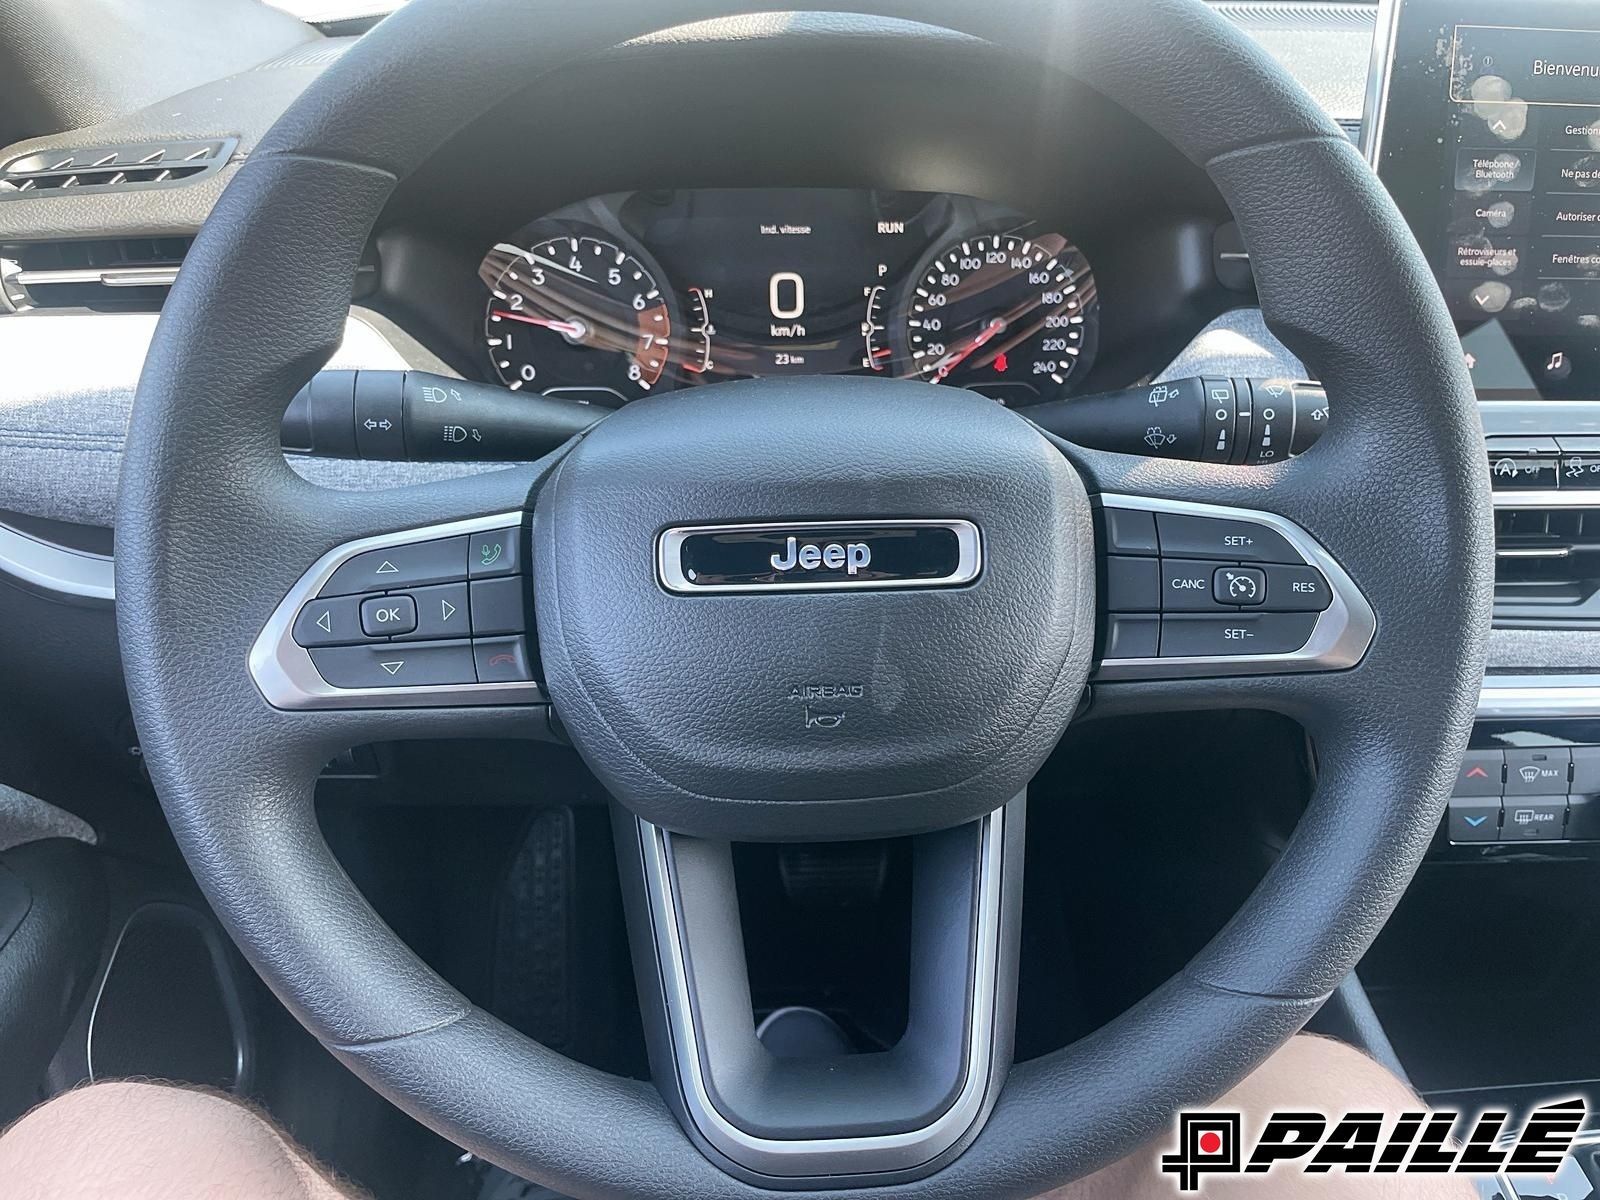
left=115, top=0, right=1493, bottom=1195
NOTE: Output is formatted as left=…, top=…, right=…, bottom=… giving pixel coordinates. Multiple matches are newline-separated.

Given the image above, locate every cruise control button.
left=1504, top=747, right=1570, bottom=795
left=469, top=526, right=522, bottom=578
left=1159, top=612, right=1317, bottom=657
left=1447, top=797, right=1501, bottom=843
left=360, top=595, right=417, bottom=637
left=320, top=536, right=469, bottom=596
left=1162, top=559, right=1232, bottom=611
left=1454, top=749, right=1505, bottom=797
left=1105, top=556, right=1160, bottom=612
left=293, top=595, right=366, bottom=647
left=470, top=575, right=527, bottom=635
left=474, top=635, right=535, bottom=683
left=1213, top=565, right=1265, bottom=606
left=396, top=582, right=469, bottom=641
left=1262, top=564, right=1332, bottom=612
left=1154, top=512, right=1301, bottom=564
left=1103, top=614, right=1159, bottom=659
left=307, top=639, right=477, bottom=688
left=1499, top=799, right=1567, bottom=842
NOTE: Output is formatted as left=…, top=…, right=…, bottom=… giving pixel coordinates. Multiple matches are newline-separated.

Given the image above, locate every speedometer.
left=903, top=232, right=1097, bottom=401
left=481, top=234, right=672, bottom=401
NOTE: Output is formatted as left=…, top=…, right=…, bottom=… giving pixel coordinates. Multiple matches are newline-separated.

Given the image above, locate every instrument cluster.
left=478, top=189, right=1100, bottom=407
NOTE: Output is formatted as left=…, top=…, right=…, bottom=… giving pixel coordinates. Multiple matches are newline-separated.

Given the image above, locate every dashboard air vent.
left=0, top=237, right=191, bottom=312
left=0, top=138, right=236, bottom=200
left=1494, top=505, right=1600, bottom=628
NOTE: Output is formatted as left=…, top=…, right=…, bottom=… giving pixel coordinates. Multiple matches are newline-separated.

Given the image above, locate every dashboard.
left=476, top=189, right=1098, bottom=407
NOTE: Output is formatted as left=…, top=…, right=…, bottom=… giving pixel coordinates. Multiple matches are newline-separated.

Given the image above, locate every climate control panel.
left=1447, top=745, right=1600, bottom=845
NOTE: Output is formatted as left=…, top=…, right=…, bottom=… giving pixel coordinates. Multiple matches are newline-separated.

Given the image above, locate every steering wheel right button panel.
left=1095, top=494, right=1372, bottom=680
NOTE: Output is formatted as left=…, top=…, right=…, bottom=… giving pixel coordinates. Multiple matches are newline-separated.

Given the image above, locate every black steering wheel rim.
left=115, top=1, right=1493, bottom=1196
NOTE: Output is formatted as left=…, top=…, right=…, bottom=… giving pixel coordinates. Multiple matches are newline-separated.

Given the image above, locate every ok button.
left=360, top=595, right=417, bottom=637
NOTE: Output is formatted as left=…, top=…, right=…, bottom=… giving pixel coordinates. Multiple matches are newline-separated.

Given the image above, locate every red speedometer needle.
left=932, top=317, right=1007, bottom=381
left=491, top=309, right=586, bottom=338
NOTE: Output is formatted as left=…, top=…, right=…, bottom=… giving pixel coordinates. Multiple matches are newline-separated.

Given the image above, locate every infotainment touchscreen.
left=1371, top=0, right=1600, bottom=399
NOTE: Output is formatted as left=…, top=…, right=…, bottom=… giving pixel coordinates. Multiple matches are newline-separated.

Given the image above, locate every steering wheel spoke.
left=615, top=798, right=1024, bottom=1183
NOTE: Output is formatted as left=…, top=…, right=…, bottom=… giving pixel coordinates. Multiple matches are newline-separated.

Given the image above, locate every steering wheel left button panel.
left=249, top=514, right=544, bottom=709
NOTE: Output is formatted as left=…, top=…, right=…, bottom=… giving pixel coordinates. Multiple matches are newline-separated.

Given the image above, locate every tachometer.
left=902, top=232, right=1097, bottom=401
left=481, top=235, right=671, bottom=400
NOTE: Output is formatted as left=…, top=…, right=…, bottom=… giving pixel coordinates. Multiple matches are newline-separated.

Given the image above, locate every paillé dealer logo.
left=1161, top=1098, right=1588, bottom=1192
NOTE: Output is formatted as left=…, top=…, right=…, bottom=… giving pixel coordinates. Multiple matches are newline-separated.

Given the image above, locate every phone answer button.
left=474, top=636, right=534, bottom=683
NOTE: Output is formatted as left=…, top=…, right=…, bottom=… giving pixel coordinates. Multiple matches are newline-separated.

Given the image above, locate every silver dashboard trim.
left=1360, top=0, right=1402, bottom=165
left=1094, top=494, right=1376, bottom=681
left=657, top=518, right=982, bottom=595
left=1493, top=490, right=1600, bottom=508
left=0, top=520, right=114, bottom=604
left=1479, top=675, right=1600, bottom=718
left=636, top=806, right=1005, bottom=1177
left=248, top=511, right=543, bottom=710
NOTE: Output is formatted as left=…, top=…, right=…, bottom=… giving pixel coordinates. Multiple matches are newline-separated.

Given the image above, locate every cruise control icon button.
left=1213, top=566, right=1265, bottom=606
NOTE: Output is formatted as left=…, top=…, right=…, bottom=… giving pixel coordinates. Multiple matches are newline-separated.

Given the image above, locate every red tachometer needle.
left=491, top=309, right=586, bottom=338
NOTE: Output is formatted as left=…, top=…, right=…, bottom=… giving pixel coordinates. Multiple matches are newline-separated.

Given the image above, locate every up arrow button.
left=319, top=535, right=471, bottom=597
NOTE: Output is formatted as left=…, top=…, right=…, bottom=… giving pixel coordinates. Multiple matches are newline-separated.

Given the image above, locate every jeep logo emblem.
left=657, top=520, right=982, bottom=594
left=769, top=536, right=871, bottom=576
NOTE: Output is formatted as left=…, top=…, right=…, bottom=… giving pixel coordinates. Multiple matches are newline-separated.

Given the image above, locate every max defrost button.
left=1159, top=613, right=1317, bottom=657
left=307, top=640, right=477, bottom=689
left=1503, top=747, right=1570, bottom=796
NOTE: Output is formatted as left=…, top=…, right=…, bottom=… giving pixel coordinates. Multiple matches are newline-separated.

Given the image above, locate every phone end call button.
left=474, top=636, right=534, bottom=682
